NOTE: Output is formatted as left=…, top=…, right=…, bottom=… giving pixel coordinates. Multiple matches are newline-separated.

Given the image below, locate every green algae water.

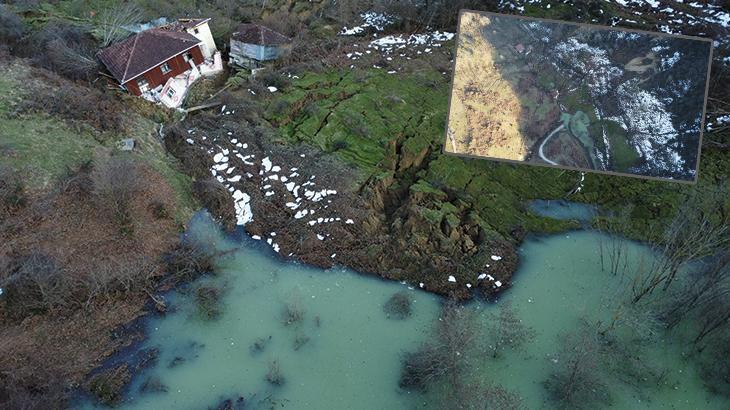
left=86, top=213, right=728, bottom=409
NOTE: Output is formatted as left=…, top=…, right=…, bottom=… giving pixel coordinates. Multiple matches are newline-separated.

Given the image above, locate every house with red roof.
left=98, top=18, right=222, bottom=108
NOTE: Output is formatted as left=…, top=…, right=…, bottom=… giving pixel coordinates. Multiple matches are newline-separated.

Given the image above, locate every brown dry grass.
left=0, top=160, right=180, bottom=407
left=446, top=12, right=526, bottom=160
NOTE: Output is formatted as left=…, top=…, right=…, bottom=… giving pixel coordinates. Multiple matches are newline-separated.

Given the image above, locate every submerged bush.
left=87, top=364, right=131, bottom=406
left=265, top=360, right=285, bottom=386
left=698, top=331, right=730, bottom=397
left=194, top=285, right=223, bottom=321
left=383, top=291, right=412, bottom=320
left=543, top=328, right=612, bottom=409
left=281, top=300, right=305, bottom=326
left=250, top=335, right=272, bottom=355
left=398, top=345, right=446, bottom=391
left=293, top=332, right=310, bottom=351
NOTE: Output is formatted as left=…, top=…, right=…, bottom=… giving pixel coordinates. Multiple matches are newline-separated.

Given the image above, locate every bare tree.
left=662, top=252, right=730, bottom=334
left=486, top=301, right=535, bottom=358
left=95, top=4, right=142, bottom=47
left=631, top=187, right=729, bottom=303
left=544, top=324, right=611, bottom=408
left=46, top=37, right=98, bottom=80
left=399, top=300, right=479, bottom=393
left=399, top=300, right=523, bottom=410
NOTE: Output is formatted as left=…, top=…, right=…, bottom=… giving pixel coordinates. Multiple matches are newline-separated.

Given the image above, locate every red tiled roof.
left=232, top=24, right=291, bottom=46
left=97, top=28, right=201, bottom=84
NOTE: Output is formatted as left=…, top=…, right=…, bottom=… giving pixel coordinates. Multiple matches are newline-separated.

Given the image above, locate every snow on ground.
left=340, top=11, right=396, bottom=35
left=342, top=17, right=454, bottom=71
left=554, top=38, right=623, bottom=96
left=191, top=111, right=360, bottom=255
left=498, top=0, right=729, bottom=34
left=707, top=114, right=730, bottom=131
left=613, top=79, right=685, bottom=174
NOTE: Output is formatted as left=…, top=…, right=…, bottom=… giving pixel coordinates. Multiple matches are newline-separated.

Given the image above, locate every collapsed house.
left=229, top=24, right=291, bottom=69
left=98, top=18, right=223, bottom=108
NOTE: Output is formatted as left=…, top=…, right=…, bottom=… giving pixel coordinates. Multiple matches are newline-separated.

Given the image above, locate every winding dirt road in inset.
left=538, top=123, right=565, bottom=165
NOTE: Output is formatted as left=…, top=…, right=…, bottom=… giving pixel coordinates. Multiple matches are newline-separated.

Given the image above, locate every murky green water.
left=86, top=213, right=727, bottom=409
left=528, top=199, right=597, bottom=221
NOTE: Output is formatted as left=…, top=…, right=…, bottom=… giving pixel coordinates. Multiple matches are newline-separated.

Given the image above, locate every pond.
left=81, top=212, right=728, bottom=409
left=528, top=199, right=598, bottom=221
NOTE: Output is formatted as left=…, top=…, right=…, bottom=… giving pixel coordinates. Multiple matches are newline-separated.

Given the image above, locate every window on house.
left=161, top=63, right=172, bottom=74
left=166, top=88, right=176, bottom=98
left=137, top=78, right=149, bottom=93
left=193, top=28, right=200, bottom=34
left=183, top=52, right=193, bottom=62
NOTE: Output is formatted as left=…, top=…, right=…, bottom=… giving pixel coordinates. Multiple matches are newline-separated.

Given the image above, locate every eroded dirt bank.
left=166, top=105, right=517, bottom=300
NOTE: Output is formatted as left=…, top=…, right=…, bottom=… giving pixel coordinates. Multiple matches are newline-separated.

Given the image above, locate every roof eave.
left=120, top=42, right=202, bottom=84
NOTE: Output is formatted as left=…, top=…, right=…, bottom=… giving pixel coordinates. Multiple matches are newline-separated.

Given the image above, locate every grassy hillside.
left=0, top=61, right=196, bottom=222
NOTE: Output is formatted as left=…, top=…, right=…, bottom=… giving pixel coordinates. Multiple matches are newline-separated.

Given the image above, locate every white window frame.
left=161, top=62, right=172, bottom=74
left=137, top=78, right=150, bottom=93
left=166, top=88, right=176, bottom=98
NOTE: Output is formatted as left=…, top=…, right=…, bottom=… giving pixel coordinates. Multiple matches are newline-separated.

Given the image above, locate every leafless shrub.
left=1, top=250, right=70, bottom=317
left=79, top=256, right=156, bottom=309
left=94, top=3, right=142, bottom=47
left=261, top=9, right=303, bottom=38
left=0, top=367, right=67, bottom=410
left=25, top=83, right=126, bottom=132
left=0, top=5, right=24, bottom=46
left=0, top=165, right=26, bottom=216
left=90, top=154, right=141, bottom=230
left=163, top=242, right=215, bottom=283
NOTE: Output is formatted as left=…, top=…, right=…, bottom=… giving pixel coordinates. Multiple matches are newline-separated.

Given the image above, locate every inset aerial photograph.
left=446, top=11, right=712, bottom=182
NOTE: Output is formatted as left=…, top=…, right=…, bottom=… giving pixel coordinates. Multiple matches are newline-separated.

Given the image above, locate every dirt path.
left=538, top=123, right=564, bottom=165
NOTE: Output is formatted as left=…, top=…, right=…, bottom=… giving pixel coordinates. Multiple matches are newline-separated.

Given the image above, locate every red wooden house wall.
left=123, top=45, right=204, bottom=95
